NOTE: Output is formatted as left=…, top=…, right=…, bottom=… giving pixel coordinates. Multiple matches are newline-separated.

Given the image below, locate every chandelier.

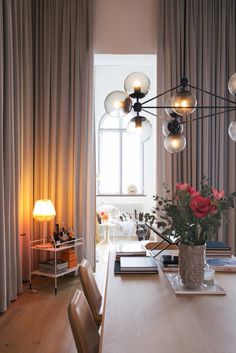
left=104, top=1, right=236, bottom=153
left=104, top=72, right=236, bottom=153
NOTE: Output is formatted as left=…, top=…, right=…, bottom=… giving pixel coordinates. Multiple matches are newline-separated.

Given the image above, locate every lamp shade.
left=172, top=90, right=197, bottom=116
left=124, top=72, right=150, bottom=98
left=33, top=199, right=56, bottom=221
left=104, top=90, right=132, bottom=118
left=127, top=116, right=152, bottom=142
left=228, top=73, right=236, bottom=96
left=164, top=133, right=186, bottom=153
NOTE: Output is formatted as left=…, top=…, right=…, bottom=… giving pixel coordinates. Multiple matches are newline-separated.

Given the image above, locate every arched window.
left=97, top=113, right=144, bottom=195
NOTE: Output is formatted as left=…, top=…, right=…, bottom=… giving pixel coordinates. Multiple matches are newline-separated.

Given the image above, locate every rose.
left=212, top=188, right=224, bottom=201
left=189, top=195, right=217, bottom=218
left=176, top=183, right=199, bottom=196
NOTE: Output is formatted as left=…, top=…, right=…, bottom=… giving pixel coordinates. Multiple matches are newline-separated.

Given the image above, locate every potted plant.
left=153, top=180, right=235, bottom=289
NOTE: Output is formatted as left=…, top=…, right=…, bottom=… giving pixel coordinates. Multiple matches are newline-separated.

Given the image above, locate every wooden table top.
left=99, top=251, right=236, bottom=353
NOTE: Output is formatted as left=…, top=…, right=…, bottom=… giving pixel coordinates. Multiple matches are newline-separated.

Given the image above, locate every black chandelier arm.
left=188, top=84, right=236, bottom=106
left=181, top=107, right=236, bottom=125
left=141, top=108, right=165, bottom=119
left=141, top=85, right=181, bottom=106
left=141, top=105, right=236, bottom=109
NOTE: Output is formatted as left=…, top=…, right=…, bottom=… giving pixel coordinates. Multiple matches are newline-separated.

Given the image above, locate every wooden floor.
left=0, top=263, right=107, bottom=353
left=0, top=236, right=140, bottom=353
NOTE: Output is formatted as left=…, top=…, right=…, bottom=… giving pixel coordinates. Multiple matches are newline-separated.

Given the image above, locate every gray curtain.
left=0, top=0, right=31, bottom=312
left=30, top=0, right=96, bottom=268
left=0, top=0, right=95, bottom=312
left=156, top=0, right=236, bottom=251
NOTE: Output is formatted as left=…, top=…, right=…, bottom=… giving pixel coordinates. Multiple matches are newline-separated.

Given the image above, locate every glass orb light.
left=127, top=116, right=152, bottom=142
left=164, top=133, right=186, bottom=153
left=172, top=90, right=197, bottom=115
left=104, top=90, right=132, bottom=117
left=228, top=121, right=236, bottom=141
left=162, top=120, right=184, bottom=136
left=124, top=72, right=150, bottom=98
left=228, top=73, right=236, bottom=96
left=165, top=97, right=179, bottom=118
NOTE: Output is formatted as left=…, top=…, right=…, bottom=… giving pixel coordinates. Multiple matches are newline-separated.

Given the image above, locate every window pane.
left=100, top=114, right=120, bottom=129
left=99, top=131, right=120, bottom=194
left=122, top=132, right=143, bottom=194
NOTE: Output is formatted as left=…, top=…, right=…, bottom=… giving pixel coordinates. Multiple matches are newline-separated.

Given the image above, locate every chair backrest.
left=79, top=259, right=102, bottom=326
left=68, top=289, right=100, bottom=353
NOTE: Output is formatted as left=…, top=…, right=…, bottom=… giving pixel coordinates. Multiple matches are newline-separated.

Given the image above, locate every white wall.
left=95, top=54, right=156, bottom=213
left=94, top=0, right=157, bottom=54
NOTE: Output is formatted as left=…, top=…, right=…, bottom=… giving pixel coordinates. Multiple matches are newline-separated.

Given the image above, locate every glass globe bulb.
left=165, top=96, right=179, bottom=118
left=124, top=72, right=150, bottom=98
left=162, top=120, right=184, bottom=136
left=164, top=133, right=186, bottom=153
left=172, top=90, right=197, bottom=116
left=127, top=116, right=152, bottom=142
left=228, top=73, right=236, bottom=96
left=228, top=121, right=236, bottom=141
left=104, top=90, right=132, bottom=117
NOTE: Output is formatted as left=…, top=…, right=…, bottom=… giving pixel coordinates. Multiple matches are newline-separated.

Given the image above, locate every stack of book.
left=205, top=241, right=232, bottom=257
left=119, top=256, right=158, bottom=274
left=115, top=243, right=146, bottom=260
left=38, top=260, right=68, bottom=274
left=114, top=244, right=158, bottom=274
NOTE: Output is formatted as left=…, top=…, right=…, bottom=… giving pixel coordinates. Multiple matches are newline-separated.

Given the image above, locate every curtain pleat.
left=156, top=0, right=236, bottom=252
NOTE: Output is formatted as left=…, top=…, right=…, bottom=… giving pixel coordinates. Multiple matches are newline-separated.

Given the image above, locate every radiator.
left=112, top=203, right=144, bottom=218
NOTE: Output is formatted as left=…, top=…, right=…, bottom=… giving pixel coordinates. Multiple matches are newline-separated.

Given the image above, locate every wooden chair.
left=68, top=289, right=100, bottom=353
left=78, top=259, right=102, bottom=327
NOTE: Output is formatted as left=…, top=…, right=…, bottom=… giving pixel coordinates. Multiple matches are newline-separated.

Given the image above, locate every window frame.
left=97, top=113, right=145, bottom=196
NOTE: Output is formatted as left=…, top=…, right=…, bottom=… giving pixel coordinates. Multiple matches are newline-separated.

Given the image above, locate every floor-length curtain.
left=0, top=0, right=95, bottom=312
left=0, top=0, right=33, bottom=312
left=156, top=0, right=236, bottom=251
left=30, top=0, right=96, bottom=268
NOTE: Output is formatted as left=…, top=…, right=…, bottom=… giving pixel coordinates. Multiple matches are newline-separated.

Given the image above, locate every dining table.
left=99, top=251, right=236, bottom=353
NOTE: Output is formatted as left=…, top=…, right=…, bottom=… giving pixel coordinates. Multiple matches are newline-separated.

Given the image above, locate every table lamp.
left=33, top=199, right=56, bottom=243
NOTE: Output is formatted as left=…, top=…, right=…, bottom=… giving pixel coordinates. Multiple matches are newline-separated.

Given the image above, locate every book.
left=205, top=251, right=232, bottom=258
left=206, top=257, right=236, bottom=272
left=39, top=260, right=68, bottom=271
left=206, top=241, right=231, bottom=251
left=115, top=243, right=146, bottom=258
left=38, top=267, right=68, bottom=274
left=120, top=256, right=158, bottom=273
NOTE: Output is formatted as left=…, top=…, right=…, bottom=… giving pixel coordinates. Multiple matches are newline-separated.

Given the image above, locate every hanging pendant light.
left=104, top=90, right=132, bottom=117
left=228, top=121, right=236, bottom=141
left=124, top=72, right=150, bottom=98
left=228, top=73, right=236, bottom=96
left=164, top=133, right=186, bottom=153
left=171, top=90, right=197, bottom=116
left=127, top=116, right=152, bottom=142
left=104, top=0, right=236, bottom=152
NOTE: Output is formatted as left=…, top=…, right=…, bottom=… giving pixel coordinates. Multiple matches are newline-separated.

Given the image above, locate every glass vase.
left=179, top=243, right=205, bottom=289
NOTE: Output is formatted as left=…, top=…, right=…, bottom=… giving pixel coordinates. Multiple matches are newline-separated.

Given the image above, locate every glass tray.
left=165, top=273, right=226, bottom=295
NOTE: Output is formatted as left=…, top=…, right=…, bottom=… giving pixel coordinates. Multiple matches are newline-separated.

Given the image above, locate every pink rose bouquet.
left=153, top=180, right=235, bottom=245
